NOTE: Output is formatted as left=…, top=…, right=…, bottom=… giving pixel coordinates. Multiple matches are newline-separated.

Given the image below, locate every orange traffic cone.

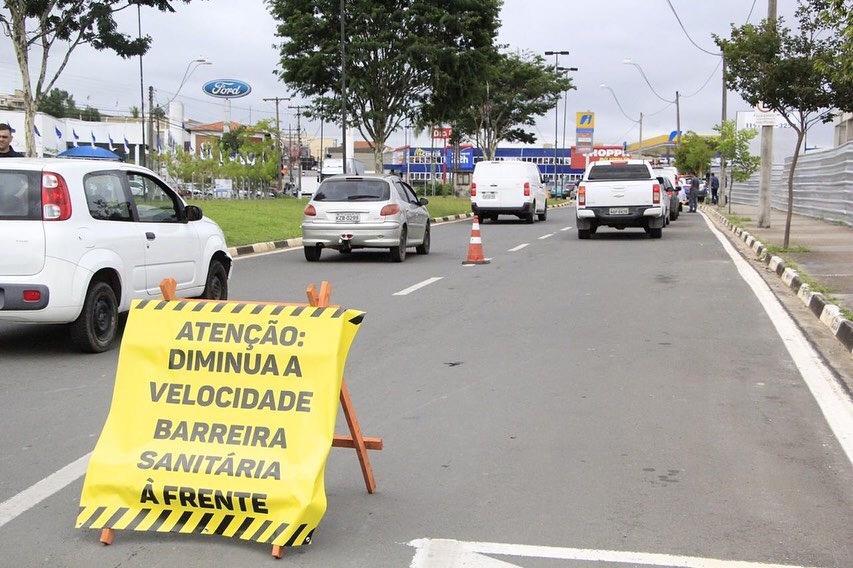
left=463, top=216, right=490, bottom=265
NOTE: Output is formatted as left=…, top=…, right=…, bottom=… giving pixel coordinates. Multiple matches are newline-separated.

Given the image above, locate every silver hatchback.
left=301, top=175, right=431, bottom=262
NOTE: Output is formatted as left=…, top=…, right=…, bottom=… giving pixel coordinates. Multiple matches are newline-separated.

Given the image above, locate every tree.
left=37, top=88, right=77, bottom=118
left=716, top=0, right=852, bottom=248
left=151, top=105, right=166, bottom=119
left=674, top=132, right=717, bottom=177
left=1, top=0, right=189, bottom=156
left=129, top=105, right=140, bottom=118
left=452, top=51, right=572, bottom=160
left=268, top=0, right=502, bottom=172
left=714, top=120, right=760, bottom=205
left=79, top=105, right=101, bottom=121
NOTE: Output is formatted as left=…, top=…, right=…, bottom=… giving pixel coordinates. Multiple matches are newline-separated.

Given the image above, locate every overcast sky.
left=0, top=0, right=834, bottom=150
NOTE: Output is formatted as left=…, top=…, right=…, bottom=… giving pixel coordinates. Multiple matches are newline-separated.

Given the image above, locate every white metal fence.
left=730, top=141, right=853, bottom=226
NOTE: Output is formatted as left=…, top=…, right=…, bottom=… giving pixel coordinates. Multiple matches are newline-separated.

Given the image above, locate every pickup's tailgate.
left=584, top=180, right=653, bottom=207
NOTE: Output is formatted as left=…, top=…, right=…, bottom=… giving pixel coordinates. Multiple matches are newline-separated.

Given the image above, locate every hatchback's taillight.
left=578, top=184, right=586, bottom=206
left=523, top=182, right=531, bottom=197
left=652, top=183, right=661, bottom=204
left=304, top=204, right=316, bottom=216
left=41, top=172, right=71, bottom=221
left=469, top=183, right=477, bottom=197
left=22, top=290, right=41, bottom=302
left=380, top=204, right=400, bottom=216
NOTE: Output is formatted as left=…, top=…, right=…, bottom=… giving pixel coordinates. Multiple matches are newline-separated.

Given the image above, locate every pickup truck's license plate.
left=336, top=213, right=360, bottom=223
left=609, top=207, right=630, bottom=215
left=482, top=192, right=497, bottom=199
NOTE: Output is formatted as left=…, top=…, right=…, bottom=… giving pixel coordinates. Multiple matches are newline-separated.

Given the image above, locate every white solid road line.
left=393, top=277, right=444, bottom=296
left=701, top=212, right=853, bottom=465
left=560, top=226, right=572, bottom=231
left=409, top=539, right=819, bottom=568
left=507, top=243, right=529, bottom=252
left=0, top=452, right=91, bottom=529
left=537, top=233, right=554, bottom=240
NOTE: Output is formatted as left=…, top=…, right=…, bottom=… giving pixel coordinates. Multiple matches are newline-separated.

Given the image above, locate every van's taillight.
left=523, top=182, right=531, bottom=197
left=22, top=290, right=42, bottom=302
left=380, top=204, right=400, bottom=216
left=304, top=204, right=316, bottom=216
left=652, top=183, right=661, bottom=204
left=469, top=183, right=477, bottom=197
left=41, top=172, right=71, bottom=221
left=578, top=185, right=586, bottom=206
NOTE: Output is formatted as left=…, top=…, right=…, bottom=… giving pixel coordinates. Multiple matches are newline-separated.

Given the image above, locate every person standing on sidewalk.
left=710, top=173, right=720, bottom=205
left=0, top=124, right=24, bottom=158
left=688, top=176, right=699, bottom=212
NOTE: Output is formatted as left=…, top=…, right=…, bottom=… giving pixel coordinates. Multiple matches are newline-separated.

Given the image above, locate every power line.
left=681, top=59, right=723, bottom=98
left=665, top=0, right=721, bottom=56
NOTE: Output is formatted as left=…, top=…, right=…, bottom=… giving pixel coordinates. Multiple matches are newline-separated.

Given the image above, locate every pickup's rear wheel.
left=71, top=280, right=118, bottom=353
left=648, top=227, right=663, bottom=239
left=578, top=228, right=591, bottom=239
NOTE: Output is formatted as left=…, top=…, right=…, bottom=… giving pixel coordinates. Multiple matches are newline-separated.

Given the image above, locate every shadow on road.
left=0, top=316, right=127, bottom=356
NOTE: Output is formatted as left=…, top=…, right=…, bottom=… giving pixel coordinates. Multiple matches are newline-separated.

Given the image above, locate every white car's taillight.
left=42, top=172, right=72, bottom=220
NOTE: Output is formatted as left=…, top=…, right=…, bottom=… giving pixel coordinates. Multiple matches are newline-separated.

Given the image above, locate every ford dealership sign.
left=202, top=79, right=252, bottom=99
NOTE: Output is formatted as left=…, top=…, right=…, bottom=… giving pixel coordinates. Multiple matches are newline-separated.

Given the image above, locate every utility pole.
left=675, top=90, right=681, bottom=147
left=722, top=55, right=730, bottom=211
left=288, top=105, right=305, bottom=197
left=545, top=51, right=570, bottom=190
left=287, top=124, right=293, bottom=187
left=758, top=0, right=777, bottom=228
left=319, top=117, right=324, bottom=177
left=340, top=0, right=347, bottom=175
left=263, top=96, right=290, bottom=194
left=147, top=86, right=154, bottom=168
left=639, top=112, right=644, bottom=155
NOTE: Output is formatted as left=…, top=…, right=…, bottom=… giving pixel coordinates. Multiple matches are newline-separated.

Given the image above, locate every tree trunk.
left=783, top=130, right=804, bottom=250
left=373, top=142, right=384, bottom=175
left=9, top=8, right=37, bottom=156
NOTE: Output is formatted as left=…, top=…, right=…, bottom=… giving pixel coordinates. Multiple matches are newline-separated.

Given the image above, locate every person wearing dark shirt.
left=710, top=173, right=720, bottom=204
left=0, top=123, right=24, bottom=157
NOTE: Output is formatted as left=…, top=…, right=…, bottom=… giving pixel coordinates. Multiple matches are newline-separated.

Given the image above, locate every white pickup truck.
left=575, top=159, right=666, bottom=239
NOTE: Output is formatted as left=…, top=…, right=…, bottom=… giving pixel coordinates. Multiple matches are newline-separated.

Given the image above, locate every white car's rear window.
left=314, top=179, right=390, bottom=202
left=0, top=170, right=41, bottom=220
left=588, top=164, right=651, bottom=180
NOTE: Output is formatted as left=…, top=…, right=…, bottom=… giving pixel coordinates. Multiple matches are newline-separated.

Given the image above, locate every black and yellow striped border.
left=76, top=506, right=315, bottom=546
left=131, top=299, right=364, bottom=324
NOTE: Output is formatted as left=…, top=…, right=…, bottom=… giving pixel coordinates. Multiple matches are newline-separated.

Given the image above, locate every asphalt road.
left=0, top=207, right=851, bottom=567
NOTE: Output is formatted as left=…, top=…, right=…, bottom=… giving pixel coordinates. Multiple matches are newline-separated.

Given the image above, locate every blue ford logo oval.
left=202, top=79, right=252, bottom=99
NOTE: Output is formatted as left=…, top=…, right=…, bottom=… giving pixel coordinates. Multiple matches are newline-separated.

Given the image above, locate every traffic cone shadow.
left=463, top=216, right=490, bottom=265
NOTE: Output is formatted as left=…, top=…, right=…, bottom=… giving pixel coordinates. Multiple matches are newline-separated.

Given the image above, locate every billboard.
left=575, top=111, right=595, bottom=155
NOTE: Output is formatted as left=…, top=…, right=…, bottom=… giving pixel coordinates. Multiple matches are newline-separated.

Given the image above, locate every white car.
left=0, top=158, right=232, bottom=352
left=470, top=160, right=548, bottom=223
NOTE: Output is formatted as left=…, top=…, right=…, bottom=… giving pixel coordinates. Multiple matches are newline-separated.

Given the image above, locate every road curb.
left=226, top=201, right=575, bottom=258
left=702, top=205, right=853, bottom=356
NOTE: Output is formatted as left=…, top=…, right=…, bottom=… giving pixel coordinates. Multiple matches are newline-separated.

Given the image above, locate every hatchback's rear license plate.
left=609, top=207, right=629, bottom=215
left=482, top=192, right=496, bottom=199
left=336, top=213, right=360, bottom=223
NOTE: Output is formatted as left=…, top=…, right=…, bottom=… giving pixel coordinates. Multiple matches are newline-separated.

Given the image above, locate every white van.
left=470, top=160, right=548, bottom=222
left=319, top=158, right=366, bottom=181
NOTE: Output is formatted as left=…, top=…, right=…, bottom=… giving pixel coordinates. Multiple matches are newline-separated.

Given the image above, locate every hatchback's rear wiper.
left=347, top=195, right=380, bottom=200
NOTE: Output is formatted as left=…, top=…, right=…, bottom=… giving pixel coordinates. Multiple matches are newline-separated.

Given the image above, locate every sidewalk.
left=717, top=203, right=853, bottom=315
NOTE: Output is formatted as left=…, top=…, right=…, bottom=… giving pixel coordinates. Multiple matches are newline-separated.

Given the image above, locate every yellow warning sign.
left=76, top=299, right=364, bottom=547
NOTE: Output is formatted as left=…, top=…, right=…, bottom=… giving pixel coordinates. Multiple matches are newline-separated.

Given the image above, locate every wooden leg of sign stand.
left=100, top=528, right=114, bottom=545
left=266, top=283, right=384, bottom=559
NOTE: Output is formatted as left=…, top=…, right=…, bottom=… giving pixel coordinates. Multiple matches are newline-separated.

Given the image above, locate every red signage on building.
left=571, top=145, right=626, bottom=170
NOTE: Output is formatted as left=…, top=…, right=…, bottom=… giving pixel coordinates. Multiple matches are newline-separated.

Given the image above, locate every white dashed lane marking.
left=507, top=244, right=529, bottom=252
left=538, top=233, right=554, bottom=240
left=393, top=277, right=444, bottom=296
left=560, top=226, right=572, bottom=231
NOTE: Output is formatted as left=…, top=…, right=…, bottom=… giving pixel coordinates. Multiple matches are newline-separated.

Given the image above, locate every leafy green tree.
left=1, top=0, right=190, bottom=156
left=268, top=0, right=502, bottom=172
left=79, top=105, right=101, bottom=122
left=716, top=0, right=851, bottom=247
left=151, top=105, right=166, bottom=119
left=714, top=120, right=760, bottom=205
left=452, top=51, right=572, bottom=159
left=809, top=0, right=852, bottom=94
left=674, top=132, right=717, bottom=177
left=37, top=88, right=77, bottom=118
left=129, top=105, right=140, bottom=118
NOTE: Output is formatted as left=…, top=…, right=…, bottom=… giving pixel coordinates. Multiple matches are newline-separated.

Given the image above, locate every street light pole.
left=758, top=0, right=777, bottom=228
left=545, top=51, right=569, bottom=190
left=340, top=0, right=347, bottom=175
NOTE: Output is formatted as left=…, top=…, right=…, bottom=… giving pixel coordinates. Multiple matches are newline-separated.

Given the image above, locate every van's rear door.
left=475, top=162, right=528, bottom=208
left=0, top=168, right=46, bottom=276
